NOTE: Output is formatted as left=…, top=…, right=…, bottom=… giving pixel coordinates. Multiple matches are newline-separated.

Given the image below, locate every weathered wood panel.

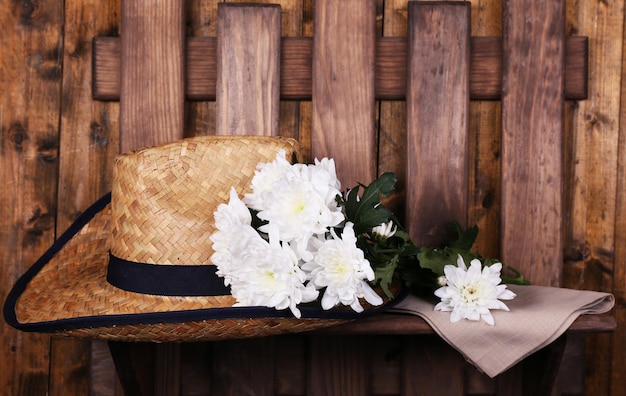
left=311, top=0, right=377, bottom=188
left=216, top=3, right=281, bottom=135
left=501, top=0, right=565, bottom=287
left=54, top=0, right=121, bottom=394
left=119, top=0, right=185, bottom=152
left=405, top=1, right=470, bottom=247
left=0, top=0, right=64, bottom=394
left=92, top=36, right=589, bottom=101
left=1, top=0, right=625, bottom=395
left=563, top=0, right=625, bottom=394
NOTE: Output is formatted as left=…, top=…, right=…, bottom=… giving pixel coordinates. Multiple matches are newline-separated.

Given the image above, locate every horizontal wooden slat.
left=312, top=313, right=616, bottom=335
left=92, top=36, right=588, bottom=101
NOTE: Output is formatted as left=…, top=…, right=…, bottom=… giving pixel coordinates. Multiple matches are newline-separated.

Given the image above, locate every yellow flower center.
left=460, top=283, right=481, bottom=303
left=288, top=197, right=306, bottom=214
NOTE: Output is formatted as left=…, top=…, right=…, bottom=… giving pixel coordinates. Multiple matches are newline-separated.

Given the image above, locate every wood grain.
left=55, top=0, right=121, bottom=394
left=0, top=0, right=65, bottom=393
left=311, top=0, right=376, bottom=188
left=466, top=0, right=503, bottom=309
left=378, top=0, right=409, bottom=221
left=501, top=0, right=565, bottom=286
left=562, top=0, right=625, bottom=394
left=93, top=36, right=589, bottom=101
left=4, top=0, right=624, bottom=394
left=402, top=336, right=465, bottom=395
left=405, top=1, right=471, bottom=247
left=216, top=3, right=281, bottom=135
left=307, top=336, right=368, bottom=396
left=119, top=0, right=185, bottom=152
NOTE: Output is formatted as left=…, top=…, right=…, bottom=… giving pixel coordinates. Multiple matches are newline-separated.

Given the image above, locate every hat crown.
left=110, top=136, right=300, bottom=265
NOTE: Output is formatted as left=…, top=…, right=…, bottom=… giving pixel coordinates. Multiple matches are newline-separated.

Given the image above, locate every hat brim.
left=4, top=193, right=405, bottom=342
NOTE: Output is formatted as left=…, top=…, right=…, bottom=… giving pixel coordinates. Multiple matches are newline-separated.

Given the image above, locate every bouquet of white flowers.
left=210, top=151, right=528, bottom=324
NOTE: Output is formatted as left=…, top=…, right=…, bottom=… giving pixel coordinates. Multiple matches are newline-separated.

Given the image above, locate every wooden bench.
left=91, top=0, right=615, bottom=394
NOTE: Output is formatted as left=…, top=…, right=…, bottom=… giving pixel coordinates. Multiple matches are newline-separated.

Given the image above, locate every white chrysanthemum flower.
left=244, top=149, right=293, bottom=210
left=212, top=188, right=251, bottom=230
left=247, top=159, right=344, bottom=260
left=216, top=224, right=318, bottom=318
left=312, top=157, right=341, bottom=194
left=434, top=255, right=516, bottom=326
left=302, top=222, right=383, bottom=312
left=210, top=188, right=258, bottom=280
left=372, top=221, right=397, bottom=239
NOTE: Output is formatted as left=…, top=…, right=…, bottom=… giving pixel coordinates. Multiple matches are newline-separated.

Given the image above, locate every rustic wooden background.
left=1, top=0, right=624, bottom=395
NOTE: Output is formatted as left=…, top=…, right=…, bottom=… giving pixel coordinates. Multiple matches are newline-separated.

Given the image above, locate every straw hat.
left=4, top=136, right=399, bottom=342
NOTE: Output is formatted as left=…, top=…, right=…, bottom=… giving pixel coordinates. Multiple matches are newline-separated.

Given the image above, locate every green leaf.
left=374, top=254, right=399, bottom=299
left=447, top=221, right=479, bottom=250
left=344, top=172, right=398, bottom=235
left=416, top=247, right=457, bottom=276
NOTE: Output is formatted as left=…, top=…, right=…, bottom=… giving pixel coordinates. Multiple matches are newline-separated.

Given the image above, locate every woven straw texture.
left=11, top=136, right=368, bottom=341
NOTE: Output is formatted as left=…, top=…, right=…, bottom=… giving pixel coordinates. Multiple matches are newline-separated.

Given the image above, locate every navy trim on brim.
left=3, top=193, right=407, bottom=334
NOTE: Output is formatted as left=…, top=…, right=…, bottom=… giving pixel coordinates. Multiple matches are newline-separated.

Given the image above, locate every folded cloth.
left=390, top=285, right=614, bottom=377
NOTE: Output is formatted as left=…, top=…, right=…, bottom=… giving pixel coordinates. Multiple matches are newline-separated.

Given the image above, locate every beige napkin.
left=390, top=285, right=614, bottom=377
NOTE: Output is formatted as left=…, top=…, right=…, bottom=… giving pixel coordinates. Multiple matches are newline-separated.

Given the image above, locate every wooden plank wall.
left=1, top=0, right=625, bottom=395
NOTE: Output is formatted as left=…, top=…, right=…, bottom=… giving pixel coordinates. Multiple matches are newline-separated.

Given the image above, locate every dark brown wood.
left=311, top=0, right=376, bottom=188
left=108, top=342, right=155, bottom=396
left=0, top=0, right=65, bottom=393
left=307, top=336, right=368, bottom=395
left=119, top=0, right=185, bottom=152
left=57, top=0, right=121, bottom=393
left=501, top=0, right=565, bottom=287
left=311, top=313, right=616, bottom=335
left=211, top=339, right=276, bottom=395
left=274, top=336, right=307, bottom=395
left=216, top=3, right=281, bottom=135
left=92, top=36, right=588, bottom=102
left=402, top=335, right=465, bottom=395
left=405, top=1, right=470, bottom=247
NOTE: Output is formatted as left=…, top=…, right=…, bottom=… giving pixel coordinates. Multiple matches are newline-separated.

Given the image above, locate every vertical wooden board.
left=0, top=0, right=66, bottom=393
left=405, top=1, right=471, bottom=247
left=611, top=12, right=626, bottom=396
left=379, top=0, right=408, bottom=219
left=501, top=0, right=565, bottom=286
left=307, top=336, right=369, bottom=396
left=180, top=342, right=212, bottom=396
left=466, top=2, right=508, bottom=393
left=297, top=0, right=315, bottom=163
left=311, top=0, right=377, bottom=188
left=215, top=3, right=281, bottom=136
left=224, top=0, right=304, bottom=143
left=185, top=0, right=219, bottom=138
left=55, top=0, right=121, bottom=394
left=274, top=335, right=307, bottom=395
left=401, top=335, right=465, bottom=395
left=211, top=338, right=276, bottom=395
left=155, top=343, right=181, bottom=396
left=90, top=341, right=120, bottom=396
left=369, top=336, right=401, bottom=395
left=120, top=0, right=185, bottom=152
left=276, top=0, right=306, bottom=148
left=466, top=0, right=502, bottom=260
left=564, top=0, right=624, bottom=394
left=611, top=56, right=626, bottom=396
